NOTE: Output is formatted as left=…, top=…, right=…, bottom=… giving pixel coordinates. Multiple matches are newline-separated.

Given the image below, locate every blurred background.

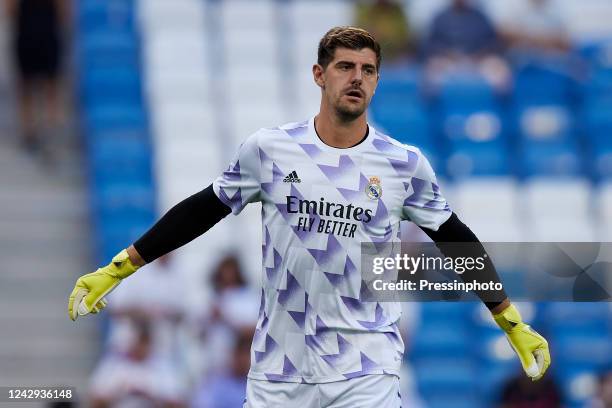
left=0, top=0, right=611, bottom=407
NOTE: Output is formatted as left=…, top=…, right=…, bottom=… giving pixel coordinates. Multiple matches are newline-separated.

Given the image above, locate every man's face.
left=314, top=47, right=379, bottom=122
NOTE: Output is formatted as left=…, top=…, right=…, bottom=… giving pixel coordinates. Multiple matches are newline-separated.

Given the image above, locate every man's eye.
left=364, top=68, right=375, bottom=75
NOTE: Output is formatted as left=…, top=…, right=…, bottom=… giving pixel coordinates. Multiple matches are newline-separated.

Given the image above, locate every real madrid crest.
left=366, top=176, right=382, bottom=200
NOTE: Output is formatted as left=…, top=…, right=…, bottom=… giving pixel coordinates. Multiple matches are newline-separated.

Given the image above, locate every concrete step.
left=0, top=188, right=89, bottom=220
left=0, top=353, right=97, bottom=382
left=0, top=235, right=92, bottom=259
left=0, top=253, right=93, bottom=279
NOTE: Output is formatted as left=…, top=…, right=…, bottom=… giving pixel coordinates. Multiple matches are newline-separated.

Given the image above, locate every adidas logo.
left=283, top=170, right=301, bottom=183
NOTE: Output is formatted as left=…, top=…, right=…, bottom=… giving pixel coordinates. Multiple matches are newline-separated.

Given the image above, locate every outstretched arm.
left=68, top=184, right=230, bottom=320
left=420, top=213, right=550, bottom=381
left=129, top=184, right=231, bottom=265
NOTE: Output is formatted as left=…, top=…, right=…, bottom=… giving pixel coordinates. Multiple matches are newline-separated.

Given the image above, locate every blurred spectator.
left=5, top=0, right=68, bottom=152
left=198, top=255, right=259, bottom=379
left=106, top=255, right=188, bottom=363
left=191, top=328, right=253, bottom=408
left=590, top=369, right=612, bottom=408
left=354, top=0, right=414, bottom=64
left=90, top=255, right=189, bottom=407
left=502, top=0, right=570, bottom=55
left=109, top=255, right=189, bottom=397
left=89, top=319, right=187, bottom=408
left=498, top=372, right=562, bottom=408
left=423, top=0, right=511, bottom=92
left=425, top=0, right=499, bottom=59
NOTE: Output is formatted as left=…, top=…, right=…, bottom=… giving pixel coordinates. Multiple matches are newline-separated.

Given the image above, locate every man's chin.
left=335, top=104, right=366, bottom=122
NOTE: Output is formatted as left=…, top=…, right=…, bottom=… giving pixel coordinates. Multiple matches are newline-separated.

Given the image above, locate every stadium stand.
left=75, top=1, right=611, bottom=407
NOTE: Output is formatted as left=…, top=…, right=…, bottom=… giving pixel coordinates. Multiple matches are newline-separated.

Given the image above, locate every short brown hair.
left=317, top=26, right=382, bottom=70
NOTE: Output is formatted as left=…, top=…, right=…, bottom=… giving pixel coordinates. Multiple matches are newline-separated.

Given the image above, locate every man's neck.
left=314, top=110, right=368, bottom=149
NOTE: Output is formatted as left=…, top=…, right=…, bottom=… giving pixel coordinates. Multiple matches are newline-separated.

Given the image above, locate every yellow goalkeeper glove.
left=494, top=304, right=551, bottom=381
left=68, top=249, right=140, bottom=321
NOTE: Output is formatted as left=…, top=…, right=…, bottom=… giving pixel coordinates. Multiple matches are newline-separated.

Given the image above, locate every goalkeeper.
left=69, top=26, right=549, bottom=407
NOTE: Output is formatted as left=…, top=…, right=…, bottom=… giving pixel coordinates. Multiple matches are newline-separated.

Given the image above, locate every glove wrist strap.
left=493, top=304, right=522, bottom=333
left=109, top=249, right=141, bottom=279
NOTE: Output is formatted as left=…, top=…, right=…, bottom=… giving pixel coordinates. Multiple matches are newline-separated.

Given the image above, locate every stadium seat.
left=78, top=31, right=139, bottom=70
left=84, top=103, right=147, bottom=136
left=93, top=181, right=156, bottom=226
left=151, top=102, right=217, bottom=144
left=370, top=104, right=432, bottom=150
left=597, top=183, right=612, bottom=240
left=143, top=31, right=209, bottom=73
left=522, top=178, right=596, bottom=241
left=513, top=63, right=573, bottom=106
left=371, top=67, right=422, bottom=111
left=452, top=178, right=523, bottom=241
left=288, top=1, right=354, bottom=42
left=77, top=0, right=135, bottom=34
left=414, top=357, right=477, bottom=395
left=138, top=0, right=206, bottom=32
left=82, top=67, right=142, bottom=107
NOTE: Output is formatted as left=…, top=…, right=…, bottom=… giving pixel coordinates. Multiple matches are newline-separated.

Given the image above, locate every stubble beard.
left=334, top=98, right=367, bottom=123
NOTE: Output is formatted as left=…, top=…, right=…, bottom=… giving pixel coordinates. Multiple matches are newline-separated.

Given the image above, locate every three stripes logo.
left=283, top=170, right=301, bottom=183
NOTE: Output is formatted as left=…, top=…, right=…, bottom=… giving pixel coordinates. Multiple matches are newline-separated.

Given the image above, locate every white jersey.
left=213, top=117, right=451, bottom=383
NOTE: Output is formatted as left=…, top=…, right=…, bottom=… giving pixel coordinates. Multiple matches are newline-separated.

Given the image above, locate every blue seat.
left=554, top=334, right=612, bottom=366
left=77, top=0, right=135, bottom=34
left=97, top=218, right=153, bottom=263
left=516, top=104, right=582, bottom=177
left=424, top=394, right=483, bottom=408
left=93, top=181, right=156, bottom=221
left=438, top=74, right=497, bottom=111
left=514, top=64, right=573, bottom=106
left=446, top=144, right=510, bottom=177
left=82, top=67, right=142, bottom=106
left=372, top=67, right=422, bottom=109
left=371, top=104, right=432, bottom=149
left=543, top=302, right=612, bottom=326
left=78, top=31, right=139, bottom=70
left=441, top=108, right=510, bottom=177
left=85, top=103, right=147, bottom=134
left=414, top=357, right=477, bottom=395
left=519, top=143, right=582, bottom=177
left=88, top=135, right=152, bottom=185
left=411, top=323, right=471, bottom=357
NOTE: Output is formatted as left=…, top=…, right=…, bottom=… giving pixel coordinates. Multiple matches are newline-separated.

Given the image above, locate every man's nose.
left=350, top=67, right=363, bottom=84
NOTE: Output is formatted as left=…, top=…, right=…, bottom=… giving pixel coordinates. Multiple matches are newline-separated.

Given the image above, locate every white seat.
left=451, top=177, right=523, bottom=241
left=595, top=182, right=612, bottom=241
left=138, top=0, right=206, bottom=32
left=523, top=178, right=596, bottom=242
left=152, top=103, right=218, bottom=142
left=523, top=178, right=592, bottom=220
left=143, top=31, right=209, bottom=72
left=220, top=0, right=276, bottom=31
left=453, top=178, right=519, bottom=220
left=224, top=28, right=278, bottom=66
left=147, top=70, right=209, bottom=106
left=597, top=182, right=612, bottom=223
left=289, top=1, right=354, bottom=35
left=226, top=68, right=282, bottom=107
left=230, top=103, right=283, bottom=141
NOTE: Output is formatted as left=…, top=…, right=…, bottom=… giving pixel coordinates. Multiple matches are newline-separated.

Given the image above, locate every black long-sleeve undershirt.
left=419, top=212, right=507, bottom=309
left=133, top=184, right=230, bottom=263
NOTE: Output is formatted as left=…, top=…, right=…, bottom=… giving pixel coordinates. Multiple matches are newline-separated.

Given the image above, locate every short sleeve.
left=401, top=150, right=452, bottom=231
left=213, top=132, right=262, bottom=215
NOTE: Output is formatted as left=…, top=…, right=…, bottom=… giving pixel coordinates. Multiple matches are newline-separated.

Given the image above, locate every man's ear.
left=313, top=64, right=325, bottom=88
